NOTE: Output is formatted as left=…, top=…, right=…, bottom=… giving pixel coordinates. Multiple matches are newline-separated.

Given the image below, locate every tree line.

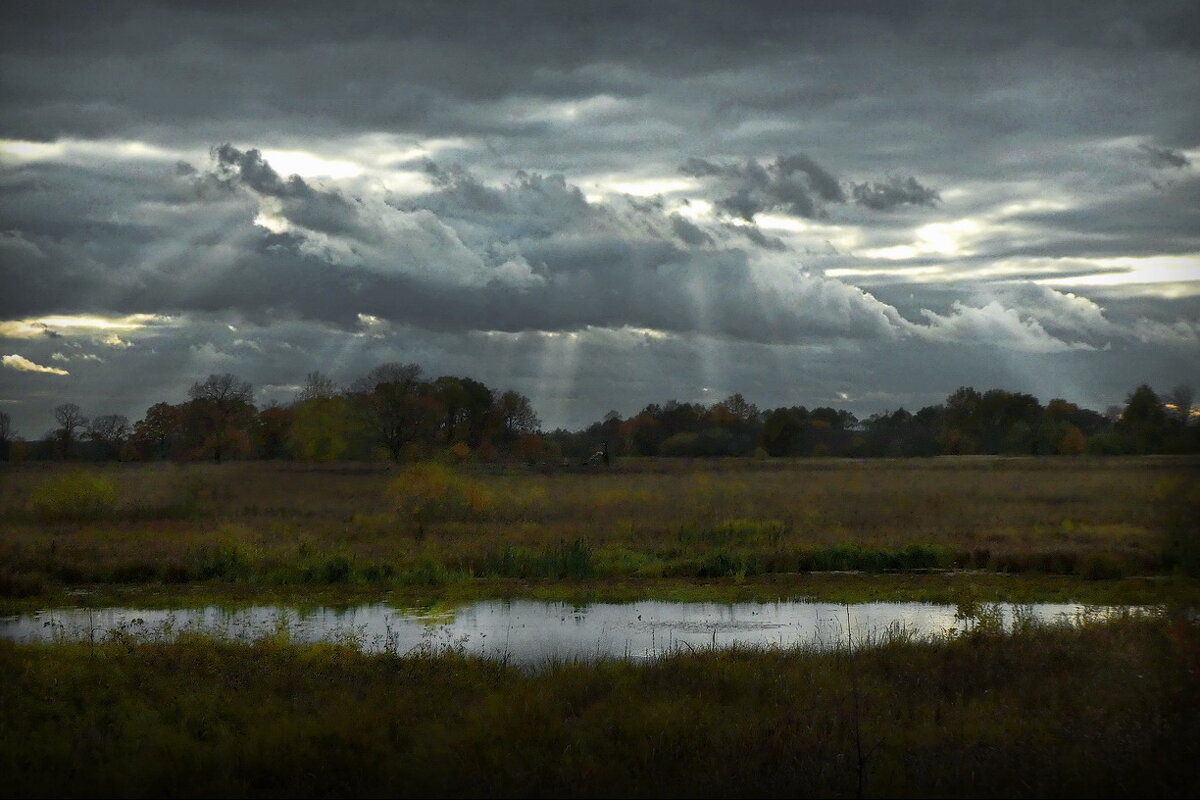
left=547, top=383, right=1198, bottom=460
left=0, top=370, right=1194, bottom=463
left=0, top=364, right=540, bottom=464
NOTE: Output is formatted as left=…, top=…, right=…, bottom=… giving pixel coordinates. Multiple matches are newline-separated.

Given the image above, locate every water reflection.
left=0, top=600, right=1150, bottom=667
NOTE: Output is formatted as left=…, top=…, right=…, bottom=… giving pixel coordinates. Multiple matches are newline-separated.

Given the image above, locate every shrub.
left=1080, top=553, right=1127, bottom=580
left=1158, top=477, right=1200, bottom=578
left=187, top=541, right=255, bottom=581
left=697, top=550, right=760, bottom=579
left=399, top=555, right=467, bottom=587
left=385, top=462, right=494, bottom=535
left=796, top=543, right=951, bottom=573
left=1057, top=425, right=1087, bottom=455
left=309, top=553, right=354, bottom=584
left=0, top=570, right=44, bottom=598
left=30, top=471, right=117, bottom=521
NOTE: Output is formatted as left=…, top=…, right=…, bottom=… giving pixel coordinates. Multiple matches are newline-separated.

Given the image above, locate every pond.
left=0, top=599, right=1149, bottom=666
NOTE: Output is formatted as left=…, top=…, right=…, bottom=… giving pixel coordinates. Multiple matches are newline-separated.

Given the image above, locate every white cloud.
left=2, top=354, right=70, bottom=375
left=916, top=301, right=1093, bottom=353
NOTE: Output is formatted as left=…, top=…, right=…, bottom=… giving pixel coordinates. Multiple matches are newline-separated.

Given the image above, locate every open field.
left=3, top=612, right=1197, bottom=797
left=1, top=456, right=1198, bottom=608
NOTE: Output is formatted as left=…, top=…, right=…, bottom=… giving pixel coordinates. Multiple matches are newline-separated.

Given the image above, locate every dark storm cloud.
left=1139, top=143, right=1191, bottom=169
left=669, top=214, right=713, bottom=247
left=680, top=155, right=826, bottom=220
left=680, top=154, right=938, bottom=221
left=3, top=0, right=1195, bottom=172
left=775, top=155, right=846, bottom=203
left=850, top=176, right=940, bottom=211
left=723, top=224, right=786, bottom=251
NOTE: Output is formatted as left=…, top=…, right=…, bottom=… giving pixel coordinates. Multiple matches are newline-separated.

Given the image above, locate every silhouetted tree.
left=941, top=387, right=983, bottom=454
left=761, top=408, right=803, bottom=456
left=458, top=377, right=495, bottom=448
left=0, top=411, right=12, bottom=461
left=432, top=376, right=469, bottom=443
left=53, top=403, right=88, bottom=459
left=494, top=390, right=540, bottom=444
left=1118, top=384, right=1167, bottom=454
left=1166, top=385, right=1194, bottom=426
left=87, top=414, right=129, bottom=460
left=296, top=371, right=339, bottom=404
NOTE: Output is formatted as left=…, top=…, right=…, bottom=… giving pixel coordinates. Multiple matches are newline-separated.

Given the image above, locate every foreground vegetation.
left=3, top=457, right=1196, bottom=797
left=2, top=613, right=1196, bottom=797
left=2, top=456, right=1197, bottom=608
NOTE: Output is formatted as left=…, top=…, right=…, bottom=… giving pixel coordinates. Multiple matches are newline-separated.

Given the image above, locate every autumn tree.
left=132, top=402, right=182, bottom=460
left=253, top=403, right=293, bottom=459
left=350, top=363, right=440, bottom=461
left=187, top=373, right=255, bottom=463
left=290, top=387, right=353, bottom=462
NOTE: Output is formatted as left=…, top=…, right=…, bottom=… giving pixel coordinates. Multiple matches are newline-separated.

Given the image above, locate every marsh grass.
left=1, top=613, right=1196, bottom=797
left=1, top=457, right=1196, bottom=602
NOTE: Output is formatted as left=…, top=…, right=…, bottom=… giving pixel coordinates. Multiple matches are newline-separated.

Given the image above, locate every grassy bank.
left=2, top=613, right=1197, bottom=797
left=2, top=457, right=1197, bottom=606
left=3, top=572, right=1198, bottom=618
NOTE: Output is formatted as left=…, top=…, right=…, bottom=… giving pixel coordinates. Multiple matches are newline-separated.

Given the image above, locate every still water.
left=0, top=600, right=1145, bottom=666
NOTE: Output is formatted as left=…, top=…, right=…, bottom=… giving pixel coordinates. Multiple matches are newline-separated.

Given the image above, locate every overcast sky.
left=2, top=0, right=1198, bottom=435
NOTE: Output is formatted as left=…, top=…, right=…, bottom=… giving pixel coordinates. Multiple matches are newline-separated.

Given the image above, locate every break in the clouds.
left=1, top=1, right=1198, bottom=434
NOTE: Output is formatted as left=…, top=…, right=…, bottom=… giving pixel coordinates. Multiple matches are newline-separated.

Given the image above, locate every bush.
left=697, top=550, right=760, bottom=579
left=399, top=555, right=459, bottom=587
left=385, top=462, right=494, bottom=535
left=187, top=541, right=255, bottom=581
left=795, top=543, right=951, bottom=573
left=1158, top=477, right=1200, bottom=578
left=1080, top=553, right=1127, bottom=580
left=30, top=471, right=117, bottom=521
left=307, top=553, right=354, bottom=584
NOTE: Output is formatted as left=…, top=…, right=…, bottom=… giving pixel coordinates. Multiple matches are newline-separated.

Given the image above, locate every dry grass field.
left=2, top=455, right=1197, bottom=604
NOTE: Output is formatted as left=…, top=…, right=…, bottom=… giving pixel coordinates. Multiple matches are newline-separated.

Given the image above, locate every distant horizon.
left=1, top=367, right=1179, bottom=441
